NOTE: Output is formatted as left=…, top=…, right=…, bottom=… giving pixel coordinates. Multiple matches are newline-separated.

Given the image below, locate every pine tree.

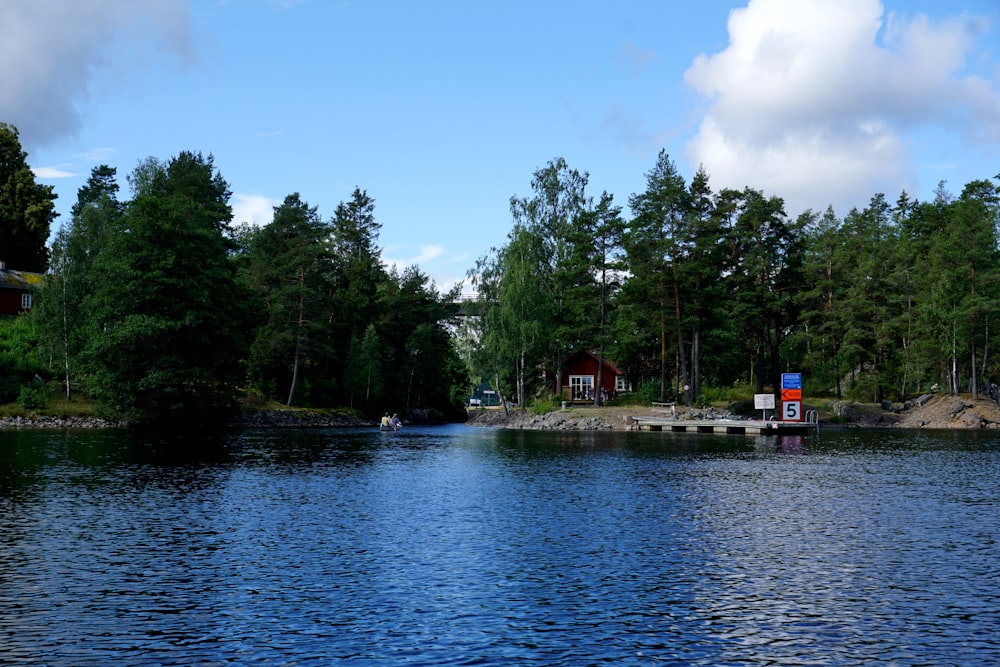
left=245, top=193, right=333, bottom=406
left=82, top=152, right=251, bottom=427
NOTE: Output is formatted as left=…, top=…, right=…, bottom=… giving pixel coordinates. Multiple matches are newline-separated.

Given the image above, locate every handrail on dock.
left=805, top=409, right=820, bottom=433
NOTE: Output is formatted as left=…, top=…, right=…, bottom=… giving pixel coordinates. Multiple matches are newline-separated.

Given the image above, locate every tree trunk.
left=669, top=259, right=689, bottom=404
left=554, top=351, right=564, bottom=402
left=61, top=275, right=71, bottom=400
left=755, top=337, right=766, bottom=394
left=287, top=339, right=302, bottom=406
left=971, top=339, right=978, bottom=400
left=518, top=349, right=527, bottom=412
left=407, top=357, right=416, bottom=410
left=495, top=364, right=509, bottom=417
left=659, top=304, right=668, bottom=403
left=676, top=327, right=689, bottom=404
left=951, top=321, right=959, bottom=396
left=691, top=326, right=700, bottom=403
left=286, top=267, right=306, bottom=406
left=594, top=348, right=605, bottom=408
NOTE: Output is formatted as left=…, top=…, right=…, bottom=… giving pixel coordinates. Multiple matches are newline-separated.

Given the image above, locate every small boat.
left=379, top=413, right=402, bottom=431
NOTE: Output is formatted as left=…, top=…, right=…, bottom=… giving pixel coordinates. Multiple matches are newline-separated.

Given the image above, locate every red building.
left=0, top=265, right=42, bottom=316
left=555, top=350, right=627, bottom=403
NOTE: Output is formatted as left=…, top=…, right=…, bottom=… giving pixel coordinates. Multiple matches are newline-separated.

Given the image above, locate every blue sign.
left=781, top=373, right=802, bottom=390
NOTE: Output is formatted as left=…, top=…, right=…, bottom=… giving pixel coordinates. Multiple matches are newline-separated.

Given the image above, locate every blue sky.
left=6, top=0, right=1000, bottom=293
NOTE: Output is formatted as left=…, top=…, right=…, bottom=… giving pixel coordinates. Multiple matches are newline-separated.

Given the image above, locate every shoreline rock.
left=0, top=415, right=121, bottom=429
left=0, top=409, right=372, bottom=431
left=467, top=406, right=750, bottom=431
left=467, top=394, right=1000, bottom=431
left=7, top=394, right=1000, bottom=431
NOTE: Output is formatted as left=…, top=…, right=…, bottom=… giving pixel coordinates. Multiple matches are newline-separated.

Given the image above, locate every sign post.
left=781, top=373, right=803, bottom=422
left=754, top=393, right=775, bottom=421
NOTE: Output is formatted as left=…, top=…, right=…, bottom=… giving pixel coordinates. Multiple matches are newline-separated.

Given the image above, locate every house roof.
left=0, top=269, right=44, bottom=290
left=565, top=350, right=623, bottom=376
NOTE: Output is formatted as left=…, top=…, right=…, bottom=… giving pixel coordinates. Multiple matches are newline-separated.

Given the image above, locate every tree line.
left=4, top=117, right=1000, bottom=422
left=467, top=152, right=1000, bottom=409
left=0, top=123, right=469, bottom=427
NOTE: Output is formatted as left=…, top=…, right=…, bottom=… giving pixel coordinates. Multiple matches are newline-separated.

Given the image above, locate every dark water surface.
left=0, top=425, right=997, bottom=666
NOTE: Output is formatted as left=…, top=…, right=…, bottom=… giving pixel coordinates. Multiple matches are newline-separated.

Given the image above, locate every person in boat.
left=390, top=413, right=401, bottom=430
left=380, top=413, right=391, bottom=429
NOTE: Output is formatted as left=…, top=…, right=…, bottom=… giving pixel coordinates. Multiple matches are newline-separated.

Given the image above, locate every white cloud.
left=383, top=245, right=446, bottom=269
left=0, top=0, right=192, bottom=149
left=683, top=0, right=1000, bottom=216
left=33, top=166, right=76, bottom=179
left=231, top=194, right=277, bottom=227
left=77, top=147, right=120, bottom=163
left=410, top=245, right=446, bottom=265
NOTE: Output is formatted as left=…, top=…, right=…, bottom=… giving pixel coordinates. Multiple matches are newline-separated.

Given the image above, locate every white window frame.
left=569, top=375, right=595, bottom=400
left=20, top=293, right=32, bottom=309
left=615, top=375, right=628, bottom=393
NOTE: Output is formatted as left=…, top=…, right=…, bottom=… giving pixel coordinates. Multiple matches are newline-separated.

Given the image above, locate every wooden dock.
left=630, top=416, right=818, bottom=436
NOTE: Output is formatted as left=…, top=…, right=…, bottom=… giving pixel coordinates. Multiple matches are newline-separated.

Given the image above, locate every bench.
left=651, top=402, right=676, bottom=417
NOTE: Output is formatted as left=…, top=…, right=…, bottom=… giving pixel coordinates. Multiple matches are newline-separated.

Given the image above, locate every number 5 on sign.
left=782, top=400, right=801, bottom=421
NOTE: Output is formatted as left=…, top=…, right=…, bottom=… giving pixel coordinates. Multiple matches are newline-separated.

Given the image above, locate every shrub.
left=700, top=382, right=754, bottom=404
left=18, top=382, right=48, bottom=411
left=530, top=398, right=560, bottom=415
left=637, top=378, right=674, bottom=404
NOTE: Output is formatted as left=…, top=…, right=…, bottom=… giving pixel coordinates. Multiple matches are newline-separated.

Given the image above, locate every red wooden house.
left=555, top=350, right=627, bottom=403
left=0, top=265, right=42, bottom=316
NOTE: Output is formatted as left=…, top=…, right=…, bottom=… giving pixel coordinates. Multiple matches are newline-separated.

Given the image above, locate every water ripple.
left=0, top=426, right=997, bottom=665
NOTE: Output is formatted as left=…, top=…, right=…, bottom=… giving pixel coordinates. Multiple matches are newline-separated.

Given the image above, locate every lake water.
left=0, top=424, right=997, bottom=666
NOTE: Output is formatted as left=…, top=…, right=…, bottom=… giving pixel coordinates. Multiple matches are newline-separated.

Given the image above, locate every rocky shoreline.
left=466, top=394, right=1000, bottom=431
left=5, top=394, right=1000, bottom=431
left=0, top=415, right=121, bottom=429
left=464, top=405, right=738, bottom=431
left=0, top=409, right=370, bottom=431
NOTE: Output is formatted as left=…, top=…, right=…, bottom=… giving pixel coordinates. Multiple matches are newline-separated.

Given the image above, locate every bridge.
left=445, top=292, right=485, bottom=317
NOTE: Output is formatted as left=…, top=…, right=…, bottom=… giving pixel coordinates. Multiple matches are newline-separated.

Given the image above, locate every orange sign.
left=781, top=388, right=802, bottom=401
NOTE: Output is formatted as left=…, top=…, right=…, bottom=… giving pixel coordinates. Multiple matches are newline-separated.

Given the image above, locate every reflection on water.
left=0, top=425, right=998, bottom=665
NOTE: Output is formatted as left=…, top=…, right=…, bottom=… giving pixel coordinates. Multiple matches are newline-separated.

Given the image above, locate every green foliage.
left=699, top=382, right=754, bottom=404
left=11, top=118, right=1000, bottom=426
left=474, top=158, right=595, bottom=409
left=624, top=150, right=692, bottom=402
left=0, top=123, right=58, bottom=272
left=34, top=165, right=122, bottom=400
left=0, top=316, right=45, bottom=404
left=343, top=325, right=384, bottom=410
left=636, top=378, right=673, bottom=405
left=81, top=152, right=252, bottom=427
left=470, top=156, right=998, bottom=412
left=530, top=397, right=560, bottom=415
left=242, top=193, right=334, bottom=406
left=17, top=381, right=47, bottom=410
left=0, top=315, right=40, bottom=369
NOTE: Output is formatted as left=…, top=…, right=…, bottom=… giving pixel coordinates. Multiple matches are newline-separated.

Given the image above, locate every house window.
left=20, top=293, right=32, bottom=310
left=569, top=375, right=594, bottom=400
left=615, top=376, right=628, bottom=393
